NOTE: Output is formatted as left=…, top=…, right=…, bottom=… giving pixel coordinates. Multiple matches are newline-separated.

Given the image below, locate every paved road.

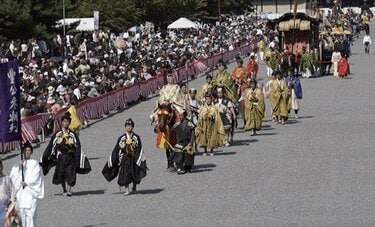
left=3, top=26, right=375, bottom=227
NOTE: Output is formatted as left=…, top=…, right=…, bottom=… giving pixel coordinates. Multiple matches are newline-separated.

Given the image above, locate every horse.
left=153, top=103, right=181, bottom=170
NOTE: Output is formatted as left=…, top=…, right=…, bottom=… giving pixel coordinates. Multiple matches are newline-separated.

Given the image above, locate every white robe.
left=10, top=159, right=44, bottom=227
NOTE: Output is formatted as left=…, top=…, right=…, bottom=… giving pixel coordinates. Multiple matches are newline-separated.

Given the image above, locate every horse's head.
left=156, top=103, right=173, bottom=133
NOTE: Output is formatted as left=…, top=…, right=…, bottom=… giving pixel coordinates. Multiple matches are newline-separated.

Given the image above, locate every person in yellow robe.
left=270, top=71, right=289, bottom=124
left=241, top=79, right=265, bottom=136
left=197, top=74, right=213, bottom=105
left=195, top=92, right=224, bottom=156
left=66, top=99, right=81, bottom=134
left=150, top=73, right=186, bottom=123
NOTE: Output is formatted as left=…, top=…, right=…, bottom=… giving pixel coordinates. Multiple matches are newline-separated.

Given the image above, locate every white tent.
left=167, top=17, right=198, bottom=30
left=56, top=18, right=95, bottom=31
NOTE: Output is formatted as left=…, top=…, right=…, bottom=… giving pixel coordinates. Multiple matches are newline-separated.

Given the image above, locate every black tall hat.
left=23, top=141, right=33, bottom=152
left=125, top=118, right=135, bottom=127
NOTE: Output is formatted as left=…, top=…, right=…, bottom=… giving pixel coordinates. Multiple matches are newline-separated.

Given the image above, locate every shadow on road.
left=88, top=157, right=104, bottom=160
left=298, top=115, right=313, bottom=119
left=214, top=151, right=237, bottom=156
left=71, top=189, right=106, bottom=196
left=230, top=139, right=257, bottom=146
left=113, top=188, right=164, bottom=195
left=285, top=120, right=301, bottom=125
left=1, top=153, right=19, bottom=161
left=81, top=223, right=108, bottom=227
left=192, top=163, right=216, bottom=173
left=136, top=188, right=164, bottom=194
left=256, top=132, right=278, bottom=136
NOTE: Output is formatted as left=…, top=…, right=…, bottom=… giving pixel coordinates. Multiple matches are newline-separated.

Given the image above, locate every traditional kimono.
left=212, top=71, right=236, bottom=102
left=102, top=132, right=147, bottom=186
left=215, top=97, right=235, bottom=144
left=285, top=76, right=303, bottom=111
left=243, top=87, right=265, bottom=131
left=331, top=51, right=342, bottom=77
left=67, top=105, right=81, bottom=133
left=170, top=119, right=195, bottom=172
left=10, top=159, right=44, bottom=227
left=188, top=97, right=200, bottom=126
left=40, top=130, right=91, bottom=186
left=270, top=79, right=289, bottom=118
left=247, top=59, right=259, bottom=78
left=195, top=104, right=225, bottom=149
left=158, top=84, right=186, bottom=112
left=231, top=66, right=248, bottom=96
left=337, top=57, right=349, bottom=78
left=215, top=98, right=234, bottom=132
left=197, top=82, right=212, bottom=105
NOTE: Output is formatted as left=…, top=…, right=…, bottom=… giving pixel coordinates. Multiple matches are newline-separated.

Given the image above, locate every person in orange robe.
left=247, top=55, right=259, bottom=79
left=337, top=55, right=349, bottom=79
left=231, top=58, right=248, bottom=97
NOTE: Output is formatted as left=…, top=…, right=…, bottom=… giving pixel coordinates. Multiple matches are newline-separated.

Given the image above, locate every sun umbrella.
left=114, top=38, right=126, bottom=49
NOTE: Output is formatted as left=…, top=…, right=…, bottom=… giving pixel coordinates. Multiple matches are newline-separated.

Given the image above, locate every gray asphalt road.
left=3, top=25, right=375, bottom=227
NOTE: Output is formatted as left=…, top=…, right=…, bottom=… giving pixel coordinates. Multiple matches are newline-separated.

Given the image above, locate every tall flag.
left=0, top=61, right=21, bottom=142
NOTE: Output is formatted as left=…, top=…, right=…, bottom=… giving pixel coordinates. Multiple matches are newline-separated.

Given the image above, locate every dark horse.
left=154, top=103, right=181, bottom=170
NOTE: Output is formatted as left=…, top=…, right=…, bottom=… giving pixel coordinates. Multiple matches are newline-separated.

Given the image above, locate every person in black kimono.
left=170, top=110, right=195, bottom=174
left=40, top=114, right=91, bottom=196
left=102, top=119, right=147, bottom=196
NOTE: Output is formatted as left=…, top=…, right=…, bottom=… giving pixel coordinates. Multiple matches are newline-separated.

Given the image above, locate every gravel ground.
left=2, top=24, right=375, bottom=227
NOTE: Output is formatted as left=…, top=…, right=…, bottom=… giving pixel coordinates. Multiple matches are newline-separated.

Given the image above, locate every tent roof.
left=167, top=17, right=198, bottom=29
left=56, top=18, right=95, bottom=31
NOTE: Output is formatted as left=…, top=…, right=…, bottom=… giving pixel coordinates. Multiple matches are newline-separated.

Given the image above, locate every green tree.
left=29, top=0, right=78, bottom=38
left=0, top=0, right=32, bottom=43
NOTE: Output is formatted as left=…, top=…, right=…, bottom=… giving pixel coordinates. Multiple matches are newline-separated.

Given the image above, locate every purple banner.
left=0, top=61, right=21, bottom=142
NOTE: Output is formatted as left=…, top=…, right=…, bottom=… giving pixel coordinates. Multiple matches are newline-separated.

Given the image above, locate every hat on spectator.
left=47, top=96, right=56, bottom=104
left=59, top=88, right=66, bottom=95
left=89, top=81, right=95, bottom=87
left=27, top=95, right=35, bottom=102
left=47, top=86, right=55, bottom=92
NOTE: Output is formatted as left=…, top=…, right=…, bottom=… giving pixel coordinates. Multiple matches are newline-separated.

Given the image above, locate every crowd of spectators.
left=0, top=13, right=276, bottom=118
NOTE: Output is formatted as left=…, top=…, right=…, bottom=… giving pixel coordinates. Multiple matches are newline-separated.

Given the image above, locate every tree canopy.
left=0, top=0, right=253, bottom=43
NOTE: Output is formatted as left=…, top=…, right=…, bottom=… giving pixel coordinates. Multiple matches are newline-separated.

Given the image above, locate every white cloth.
left=10, top=159, right=44, bottom=227
left=73, top=88, right=81, bottom=100
left=363, top=35, right=371, bottom=45
left=0, top=174, right=14, bottom=208
left=289, top=89, right=299, bottom=110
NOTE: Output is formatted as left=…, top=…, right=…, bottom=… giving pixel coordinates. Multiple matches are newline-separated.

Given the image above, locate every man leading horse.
left=150, top=73, right=187, bottom=171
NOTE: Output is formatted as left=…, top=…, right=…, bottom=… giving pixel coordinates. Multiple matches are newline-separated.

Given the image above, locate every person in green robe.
left=212, top=61, right=237, bottom=103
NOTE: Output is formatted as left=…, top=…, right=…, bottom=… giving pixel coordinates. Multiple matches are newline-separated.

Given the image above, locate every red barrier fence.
left=0, top=41, right=254, bottom=153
